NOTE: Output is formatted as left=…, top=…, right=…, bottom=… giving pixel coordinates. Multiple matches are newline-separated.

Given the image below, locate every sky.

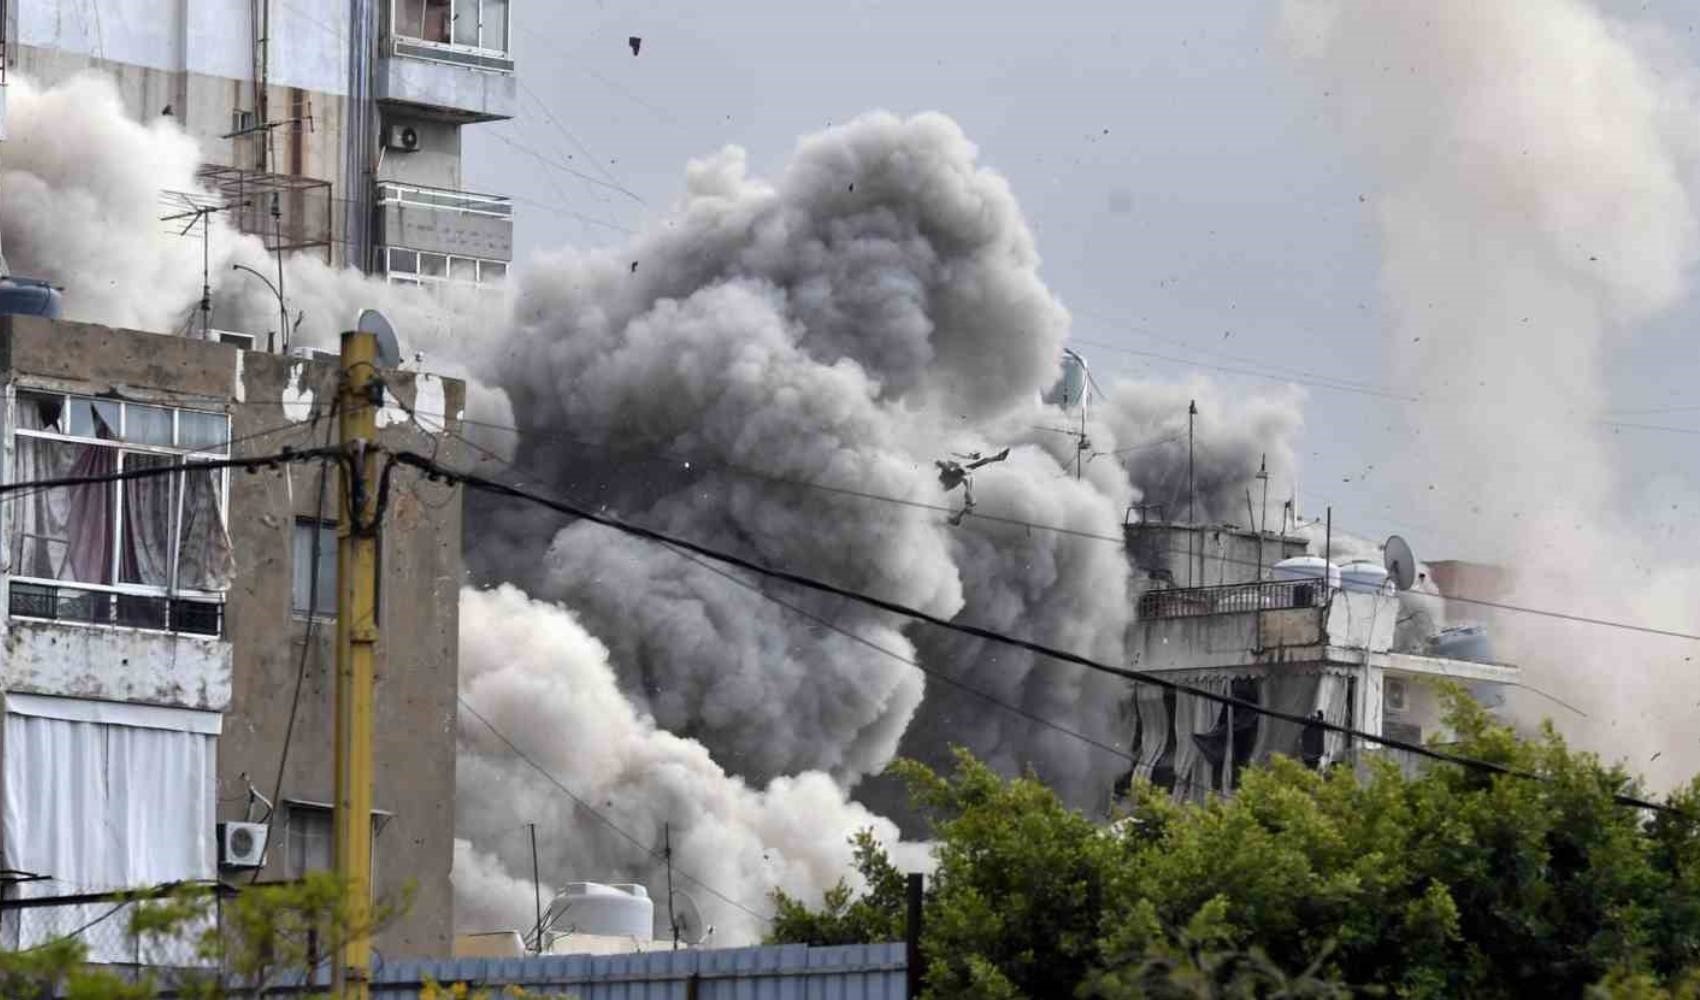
left=463, top=1, right=1700, bottom=562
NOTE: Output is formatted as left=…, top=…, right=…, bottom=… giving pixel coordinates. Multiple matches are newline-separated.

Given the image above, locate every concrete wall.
left=1126, top=522, right=1309, bottom=589
left=17, top=0, right=351, bottom=94
left=376, top=113, right=462, bottom=189
left=0, top=317, right=466, bottom=956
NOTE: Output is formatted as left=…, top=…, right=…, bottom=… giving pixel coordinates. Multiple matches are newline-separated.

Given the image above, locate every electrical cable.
left=397, top=409, right=1700, bottom=643
left=395, top=449, right=1676, bottom=815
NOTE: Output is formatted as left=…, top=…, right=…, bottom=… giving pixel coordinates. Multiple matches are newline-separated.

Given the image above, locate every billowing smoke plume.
left=1284, top=0, right=1700, bottom=785
left=0, top=75, right=1309, bottom=941
left=455, top=586, right=927, bottom=944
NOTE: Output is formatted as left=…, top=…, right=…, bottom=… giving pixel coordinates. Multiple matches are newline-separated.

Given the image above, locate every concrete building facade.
left=1121, top=515, right=1519, bottom=798
left=0, top=315, right=464, bottom=956
left=6, top=0, right=515, bottom=284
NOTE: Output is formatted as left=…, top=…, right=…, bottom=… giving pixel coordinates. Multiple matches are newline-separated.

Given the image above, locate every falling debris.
left=629, top=36, right=642, bottom=56
left=630, top=261, right=638, bottom=273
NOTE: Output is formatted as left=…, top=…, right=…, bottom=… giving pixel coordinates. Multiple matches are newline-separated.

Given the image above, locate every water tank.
left=1271, top=556, right=1341, bottom=591
left=549, top=882, right=653, bottom=941
left=0, top=277, right=62, bottom=319
left=1428, top=624, right=1494, bottom=663
left=1339, top=560, right=1392, bottom=594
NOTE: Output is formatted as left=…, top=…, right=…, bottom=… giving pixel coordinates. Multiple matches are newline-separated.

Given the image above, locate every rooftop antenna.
left=1187, top=400, right=1198, bottom=586
left=1383, top=534, right=1418, bottom=591
left=664, top=822, right=677, bottom=950
left=160, top=196, right=247, bottom=339
left=1256, top=454, right=1269, bottom=581
left=667, top=889, right=708, bottom=948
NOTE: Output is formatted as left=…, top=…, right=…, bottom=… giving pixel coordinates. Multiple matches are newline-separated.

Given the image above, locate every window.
left=8, top=392, right=232, bottom=635
left=381, top=246, right=509, bottom=293
left=393, top=0, right=510, bottom=55
left=282, top=801, right=388, bottom=882
left=292, top=519, right=337, bottom=617
left=284, top=802, right=333, bottom=878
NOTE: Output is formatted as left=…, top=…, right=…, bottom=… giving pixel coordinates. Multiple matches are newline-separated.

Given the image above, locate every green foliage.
left=0, top=872, right=412, bottom=999
left=771, top=688, right=1700, bottom=998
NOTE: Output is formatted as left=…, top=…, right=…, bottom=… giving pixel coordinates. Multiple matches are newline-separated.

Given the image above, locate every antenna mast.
left=1256, top=454, right=1269, bottom=581
left=1187, top=400, right=1197, bottom=586
left=664, top=823, right=678, bottom=951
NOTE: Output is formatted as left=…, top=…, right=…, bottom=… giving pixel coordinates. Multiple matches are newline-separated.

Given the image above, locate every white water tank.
left=550, top=882, right=653, bottom=941
left=1271, top=556, right=1341, bottom=591
left=1339, top=560, right=1392, bottom=594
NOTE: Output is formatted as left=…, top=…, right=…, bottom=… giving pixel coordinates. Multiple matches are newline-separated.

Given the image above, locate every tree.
left=770, top=688, right=1700, bottom=998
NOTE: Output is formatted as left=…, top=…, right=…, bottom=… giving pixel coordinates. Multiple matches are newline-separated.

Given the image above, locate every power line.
left=408, top=410, right=1700, bottom=643
left=456, top=695, right=774, bottom=924
left=393, top=449, right=1677, bottom=816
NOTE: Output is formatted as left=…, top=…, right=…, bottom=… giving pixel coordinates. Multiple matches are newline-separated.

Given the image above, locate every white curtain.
left=176, top=465, right=234, bottom=591
left=1316, top=674, right=1352, bottom=768
left=1131, top=686, right=1170, bottom=782
left=2, top=698, right=217, bottom=962
left=119, top=453, right=176, bottom=586
left=1250, top=674, right=1321, bottom=764
left=1170, top=676, right=1231, bottom=800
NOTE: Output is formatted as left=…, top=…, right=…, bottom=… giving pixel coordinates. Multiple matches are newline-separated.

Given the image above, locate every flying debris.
left=629, top=36, right=642, bottom=56
left=935, top=448, right=1010, bottom=524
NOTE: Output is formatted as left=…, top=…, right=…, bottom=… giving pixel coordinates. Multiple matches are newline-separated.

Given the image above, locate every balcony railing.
left=1137, top=579, right=1328, bottom=621
left=9, top=580, right=224, bottom=637
left=377, top=182, right=512, bottom=219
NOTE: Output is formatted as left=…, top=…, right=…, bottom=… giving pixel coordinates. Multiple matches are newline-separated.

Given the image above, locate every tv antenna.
left=160, top=194, right=248, bottom=339
left=1383, top=534, right=1418, bottom=591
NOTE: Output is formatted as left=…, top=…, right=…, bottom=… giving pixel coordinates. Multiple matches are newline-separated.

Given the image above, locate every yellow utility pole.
left=333, top=330, right=380, bottom=998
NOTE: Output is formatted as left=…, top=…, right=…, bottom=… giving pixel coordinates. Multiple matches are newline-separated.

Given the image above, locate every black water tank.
left=0, top=277, right=63, bottom=318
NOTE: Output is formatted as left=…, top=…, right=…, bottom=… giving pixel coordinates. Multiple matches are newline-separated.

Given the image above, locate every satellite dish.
left=666, top=890, right=709, bottom=946
left=1383, top=534, right=1417, bottom=591
left=356, top=308, right=401, bottom=369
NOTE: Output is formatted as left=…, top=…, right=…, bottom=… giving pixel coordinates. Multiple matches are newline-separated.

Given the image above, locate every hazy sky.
left=463, top=2, right=1700, bottom=560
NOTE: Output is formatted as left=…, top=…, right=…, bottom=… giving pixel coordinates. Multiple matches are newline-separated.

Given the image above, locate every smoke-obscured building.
left=7, top=0, right=514, bottom=287
left=1121, top=514, right=1519, bottom=798
left=0, top=315, right=464, bottom=957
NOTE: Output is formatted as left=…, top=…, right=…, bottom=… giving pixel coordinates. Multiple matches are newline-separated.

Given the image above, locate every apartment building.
left=0, top=314, right=464, bottom=956
left=8, top=0, right=515, bottom=287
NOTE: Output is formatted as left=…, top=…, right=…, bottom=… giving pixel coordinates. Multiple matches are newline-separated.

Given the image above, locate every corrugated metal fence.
left=369, top=941, right=908, bottom=999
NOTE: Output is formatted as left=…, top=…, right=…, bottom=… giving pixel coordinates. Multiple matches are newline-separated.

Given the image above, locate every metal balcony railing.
left=1137, top=578, right=1328, bottom=621
left=377, top=181, right=513, bottom=219
left=9, top=580, right=224, bottom=637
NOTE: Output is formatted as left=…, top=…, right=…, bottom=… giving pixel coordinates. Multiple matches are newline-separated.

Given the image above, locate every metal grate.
left=10, top=581, right=224, bottom=637
left=1138, top=578, right=1327, bottom=620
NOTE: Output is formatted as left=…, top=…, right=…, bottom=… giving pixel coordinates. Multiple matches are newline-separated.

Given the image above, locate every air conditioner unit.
left=1384, top=677, right=1408, bottom=714
left=385, top=124, right=421, bottom=153
left=217, top=821, right=269, bottom=869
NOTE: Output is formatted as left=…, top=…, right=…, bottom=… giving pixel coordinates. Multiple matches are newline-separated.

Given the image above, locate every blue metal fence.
left=370, top=941, right=908, bottom=999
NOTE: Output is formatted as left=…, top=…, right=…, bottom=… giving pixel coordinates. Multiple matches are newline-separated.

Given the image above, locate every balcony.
left=376, top=181, right=513, bottom=263
left=1137, top=578, right=1326, bottom=620
left=9, top=581, right=223, bottom=637
left=380, top=0, right=516, bottom=122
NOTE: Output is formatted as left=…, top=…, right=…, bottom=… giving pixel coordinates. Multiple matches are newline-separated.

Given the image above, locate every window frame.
left=8, top=389, right=232, bottom=628
left=391, top=0, right=511, bottom=57
left=382, top=246, right=508, bottom=292
left=291, top=518, right=338, bottom=620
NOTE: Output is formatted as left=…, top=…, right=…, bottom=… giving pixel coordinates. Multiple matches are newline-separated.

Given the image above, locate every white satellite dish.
left=666, top=890, right=709, bottom=947
left=1383, top=534, right=1417, bottom=591
left=356, top=308, right=401, bottom=369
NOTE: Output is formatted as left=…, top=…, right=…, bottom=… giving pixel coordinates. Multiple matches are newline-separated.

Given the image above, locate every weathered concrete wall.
left=1126, top=523, right=1309, bottom=589
left=1129, top=608, right=1327, bottom=672
left=1, top=620, right=231, bottom=709
left=0, top=318, right=465, bottom=956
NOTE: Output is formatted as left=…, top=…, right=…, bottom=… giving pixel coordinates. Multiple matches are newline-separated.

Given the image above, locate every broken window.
left=8, top=392, right=233, bottom=633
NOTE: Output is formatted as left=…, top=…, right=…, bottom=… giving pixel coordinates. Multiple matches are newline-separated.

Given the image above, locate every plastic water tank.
left=1340, top=560, right=1392, bottom=594
left=551, top=882, right=653, bottom=941
left=1429, top=624, right=1494, bottom=664
left=1271, top=556, right=1342, bottom=591
left=0, top=277, right=62, bottom=319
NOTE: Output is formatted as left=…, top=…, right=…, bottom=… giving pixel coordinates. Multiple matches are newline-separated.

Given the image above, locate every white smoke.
left=1284, top=0, right=1700, bottom=785
left=455, top=585, right=926, bottom=944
